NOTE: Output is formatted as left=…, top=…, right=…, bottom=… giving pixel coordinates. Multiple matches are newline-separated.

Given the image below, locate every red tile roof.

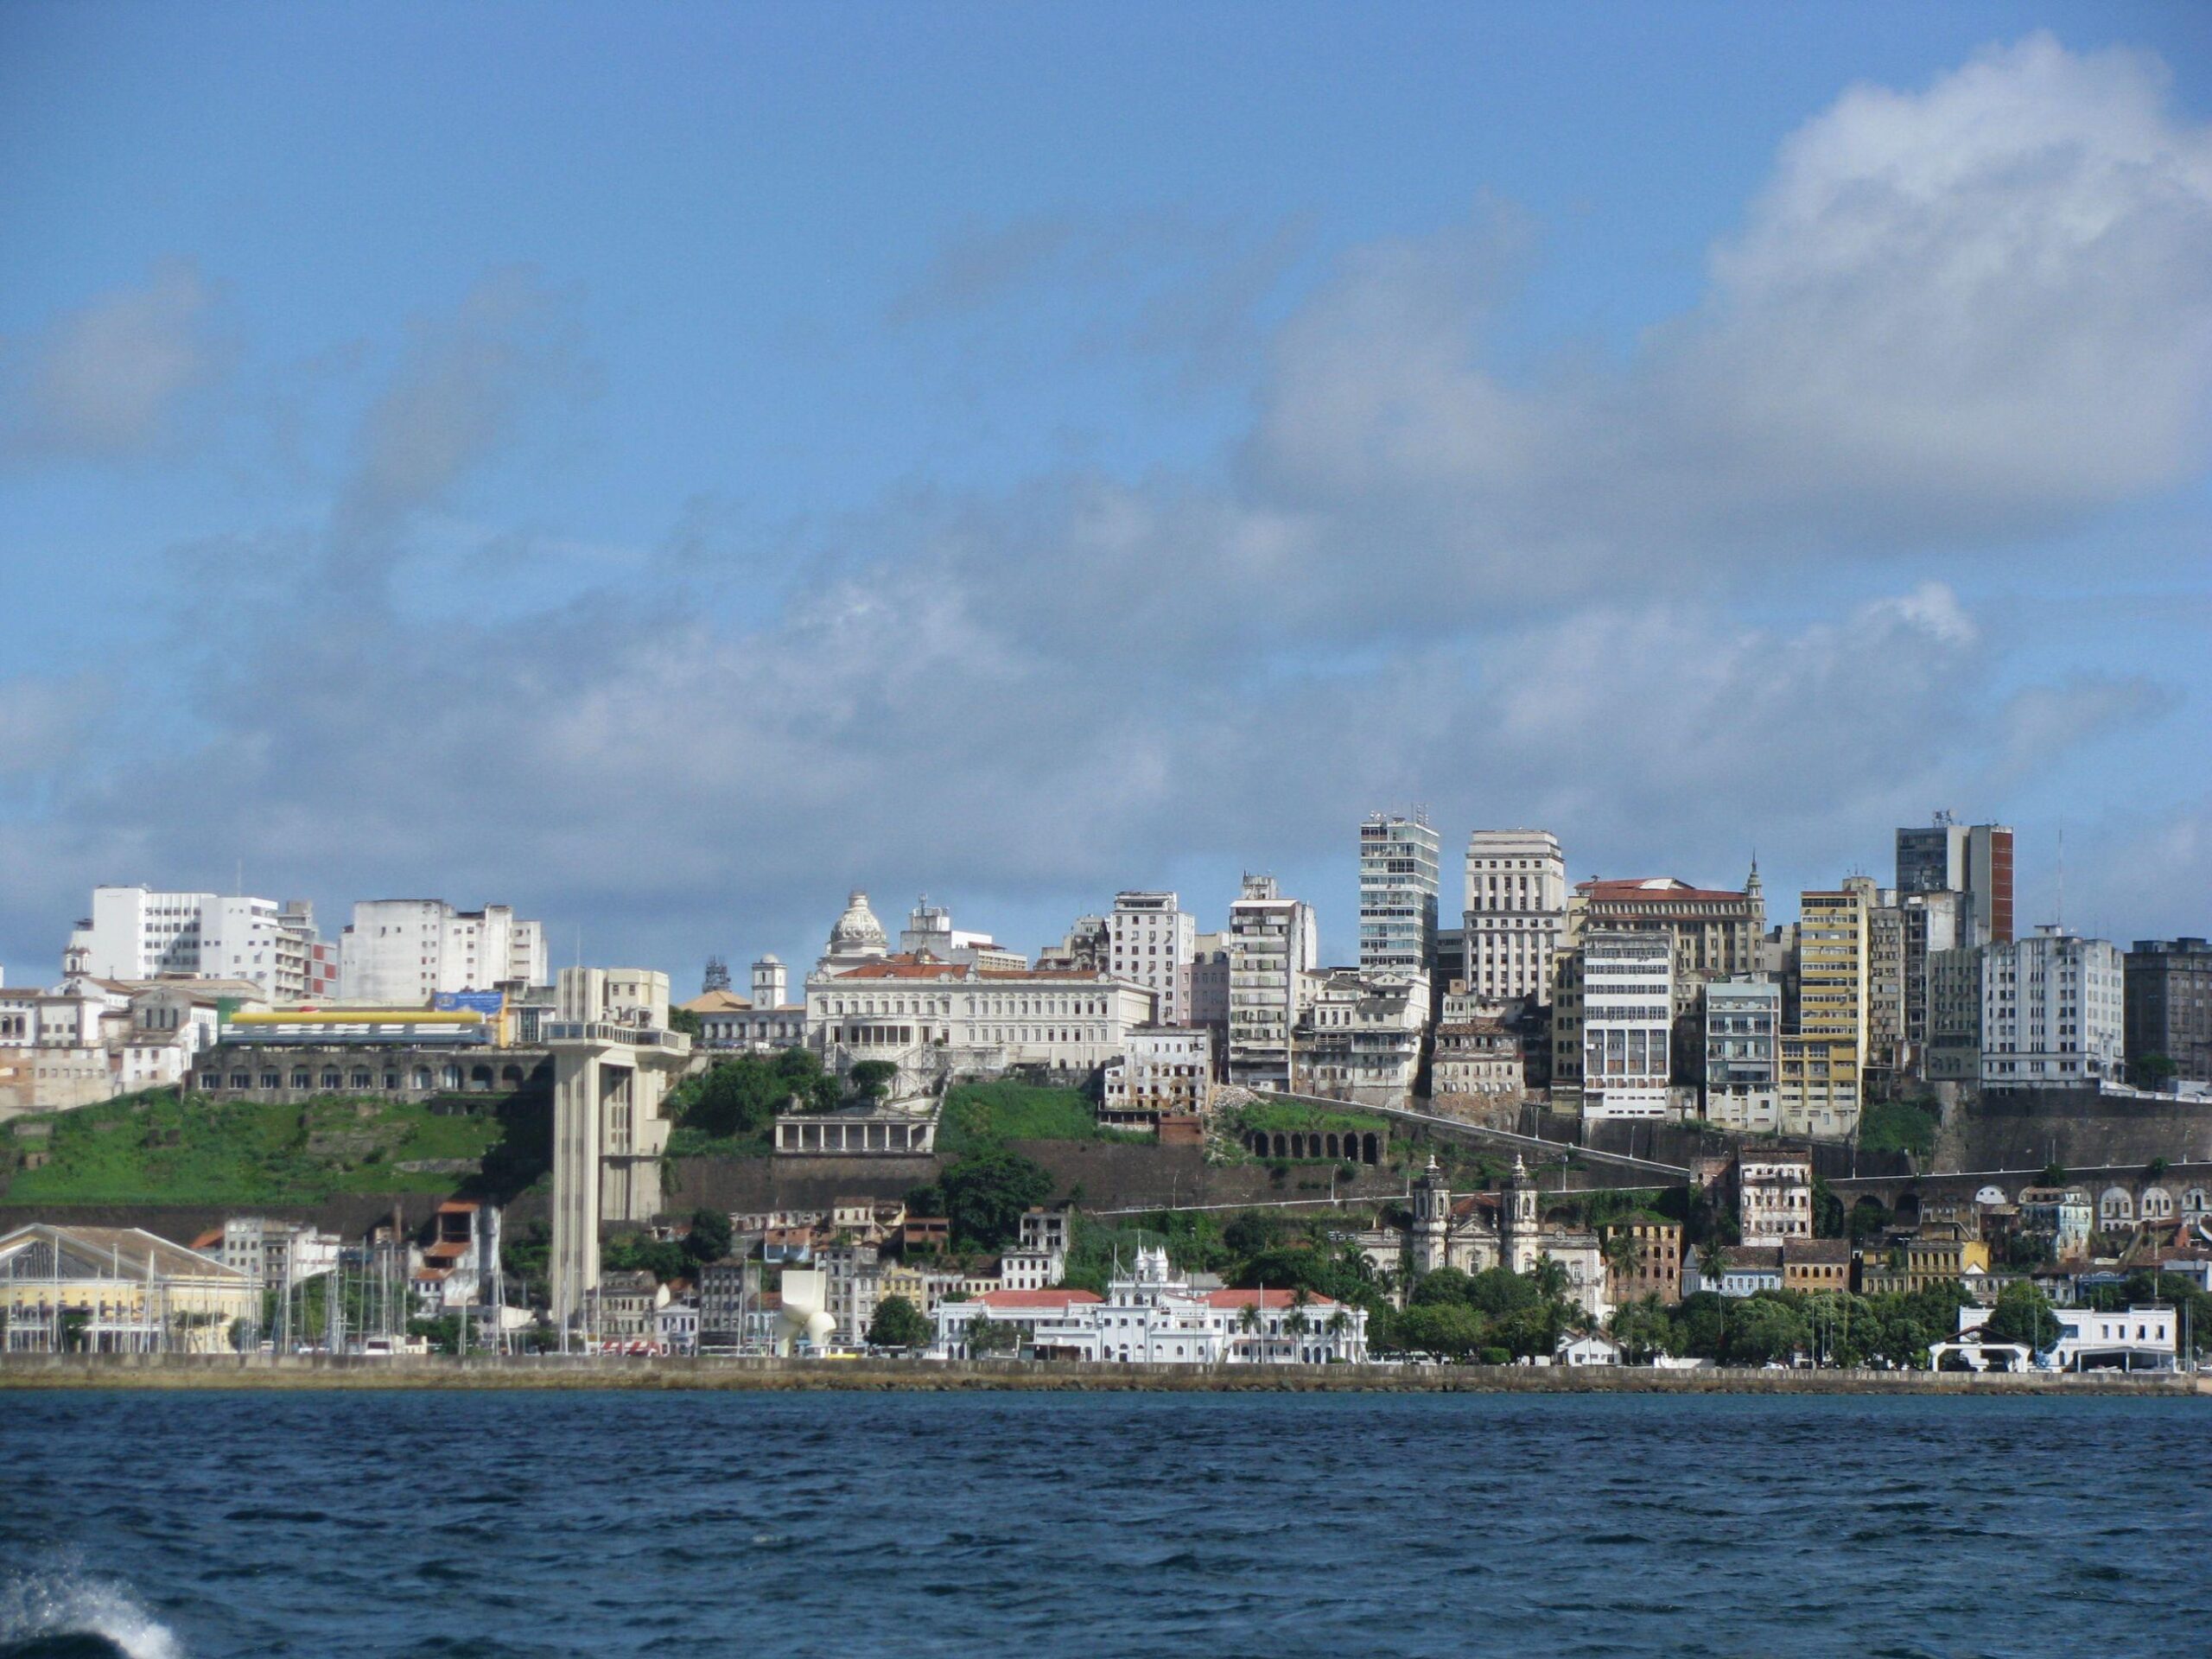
left=975, top=1288, right=1103, bottom=1309
left=1205, top=1288, right=1341, bottom=1309
left=1578, top=878, right=1751, bottom=903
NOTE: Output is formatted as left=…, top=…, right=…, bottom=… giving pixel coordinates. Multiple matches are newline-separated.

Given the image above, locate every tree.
left=1395, top=1302, right=1486, bottom=1361
left=2039, top=1161, right=2069, bottom=1188
left=1726, top=1295, right=1808, bottom=1366
left=1601, top=1229, right=1640, bottom=1286
left=848, top=1059, right=899, bottom=1102
left=1528, top=1253, right=1570, bottom=1306
left=1695, top=1243, right=1727, bottom=1292
left=966, top=1313, right=1019, bottom=1356
left=2127, top=1053, right=2179, bottom=1093
left=682, top=1207, right=734, bottom=1266
left=667, top=1006, right=703, bottom=1038
left=1609, top=1295, right=1677, bottom=1363
left=866, top=1294, right=931, bottom=1351
left=1410, top=1266, right=1477, bottom=1307
left=1224, top=1211, right=1285, bottom=1258
left=939, top=1148, right=1054, bottom=1250
left=1983, top=1281, right=2060, bottom=1350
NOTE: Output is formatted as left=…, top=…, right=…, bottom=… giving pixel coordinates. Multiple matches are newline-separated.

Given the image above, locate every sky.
left=2, top=2, right=2209, bottom=987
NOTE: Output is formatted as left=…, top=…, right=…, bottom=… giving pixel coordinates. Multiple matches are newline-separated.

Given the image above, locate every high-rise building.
left=1980, top=926, right=2124, bottom=1089
left=1358, top=814, right=1439, bottom=978
left=337, top=900, right=547, bottom=1003
left=1899, top=891, right=1963, bottom=1071
left=1461, top=830, right=1567, bottom=1005
left=2125, top=938, right=2212, bottom=1085
left=69, top=886, right=334, bottom=1003
left=1108, top=892, right=1196, bottom=1026
left=1227, top=875, right=1319, bottom=1090
left=1702, top=976, right=1780, bottom=1132
left=1796, top=884, right=1871, bottom=1066
left=1579, top=931, right=1674, bottom=1121
left=1567, top=871, right=1764, bottom=1020
left=1896, top=815, right=2014, bottom=946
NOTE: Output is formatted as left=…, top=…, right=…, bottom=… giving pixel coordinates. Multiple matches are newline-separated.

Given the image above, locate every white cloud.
left=0, top=262, right=230, bottom=461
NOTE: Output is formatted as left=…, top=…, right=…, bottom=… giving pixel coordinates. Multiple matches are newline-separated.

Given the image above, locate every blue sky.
left=2, top=3, right=2209, bottom=984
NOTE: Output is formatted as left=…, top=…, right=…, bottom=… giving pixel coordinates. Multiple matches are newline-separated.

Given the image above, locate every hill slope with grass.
left=0, top=1088, right=550, bottom=1208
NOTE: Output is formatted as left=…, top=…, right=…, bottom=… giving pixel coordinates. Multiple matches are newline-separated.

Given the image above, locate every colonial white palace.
left=691, top=892, right=1160, bottom=1085
left=933, top=1246, right=1369, bottom=1364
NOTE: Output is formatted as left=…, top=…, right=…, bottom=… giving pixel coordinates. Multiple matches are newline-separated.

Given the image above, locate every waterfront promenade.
left=2, top=1353, right=2200, bottom=1394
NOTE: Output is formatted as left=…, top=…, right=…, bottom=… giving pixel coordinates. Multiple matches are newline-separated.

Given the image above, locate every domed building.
left=817, top=890, right=890, bottom=976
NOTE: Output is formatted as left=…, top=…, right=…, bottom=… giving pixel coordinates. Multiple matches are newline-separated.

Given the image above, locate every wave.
left=0, top=1573, right=181, bottom=1659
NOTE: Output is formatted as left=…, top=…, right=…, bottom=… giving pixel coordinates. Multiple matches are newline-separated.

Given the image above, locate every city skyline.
left=3, top=6, right=2209, bottom=984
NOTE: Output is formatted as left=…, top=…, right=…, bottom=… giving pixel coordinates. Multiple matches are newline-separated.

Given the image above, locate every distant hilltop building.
left=1896, top=813, right=2013, bottom=947
left=69, top=885, right=335, bottom=1003
left=337, top=899, right=547, bottom=1003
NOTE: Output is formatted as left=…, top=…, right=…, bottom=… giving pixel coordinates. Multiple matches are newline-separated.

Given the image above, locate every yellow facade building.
left=0, top=1224, right=256, bottom=1353
left=1796, top=883, right=1871, bottom=1065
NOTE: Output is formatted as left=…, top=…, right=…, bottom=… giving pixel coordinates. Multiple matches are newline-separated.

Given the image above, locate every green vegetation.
left=665, top=1049, right=839, bottom=1158
left=933, top=1079, right=1134, bottom=1156
left=1859, top=1097, right=1941, bottom=1160
left=866, top=1294, right=931, bottom=1350
left=1982, top=1281, right=2061, bottom=1349
left=0, top=1087, right=543, bottom=1206
left=927, top=1147, right=1055, bottom=1250
left=1375, top=1264, right=1579, bottom=1361
left=1230, top=1096, right=1392, bottom=1137
left=2126, top=1052, right=2179, bottom=1092
left=1608, top=1281, right=1972, bottom=1369
left=2085, top=1270, right=2212, bottom=1357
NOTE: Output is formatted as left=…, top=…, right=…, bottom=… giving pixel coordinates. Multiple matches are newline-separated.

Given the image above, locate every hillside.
left=0, top=1087, right=550, bottom=1208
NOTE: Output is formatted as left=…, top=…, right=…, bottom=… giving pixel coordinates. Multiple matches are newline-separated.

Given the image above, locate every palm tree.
left=1529, top=1252, right=1570, bottom=1306
left=1286, top=1289, right=1313, bottom=1359
left=1602, top=1227, right=1640, bottom=1292
left=1695, top=1242, right=1727, bottom=1294
left=1237, top=1300, right=1263, bottom=1362
left=1325, top=1306, right=1351, bottom=1359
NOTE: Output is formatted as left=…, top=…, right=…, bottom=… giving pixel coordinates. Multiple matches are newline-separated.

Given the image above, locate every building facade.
left=338, top=899, right=546, bottom=1003
left=1358, top=813, right=1439, bottom=978
left=70, top=887, right=334, bottom=1003
left=1579, top=931, right=1674, bottom=1121
left=1701, top=976, right=1780, bottom=1132
left=1979, top=926, right=2125, bottom=1090
left=1108, top=891, right=1196, bottom=1027
left=1896, top=815, right=2014, bottom=947
left=1226, top=875, right=1319, bottom=1090
left=1796, top=883, right=1871, bottom=1066
left=1461, top=830, right=1567, bottom=1004
left=1292, top=967, right=1427, bottom=1107
left=2125, top=938, right=2212, bottom=1085
left=547, top=969, right=692, bottom=1330
left=1101, top=1027, right=1214, bottom=1124
left=1568, top=874, right=1764, bottom=1020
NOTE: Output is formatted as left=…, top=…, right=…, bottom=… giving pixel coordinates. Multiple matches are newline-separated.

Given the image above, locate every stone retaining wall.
left=3, top=1353, right=2198, bottom=1395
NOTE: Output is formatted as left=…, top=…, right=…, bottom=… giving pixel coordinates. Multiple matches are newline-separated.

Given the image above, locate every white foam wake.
left=0, top=1571, right=182, bottom=1659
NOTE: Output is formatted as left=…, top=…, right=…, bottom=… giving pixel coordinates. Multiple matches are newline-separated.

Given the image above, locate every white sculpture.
left=776, top=1268, right=836, bottom=1355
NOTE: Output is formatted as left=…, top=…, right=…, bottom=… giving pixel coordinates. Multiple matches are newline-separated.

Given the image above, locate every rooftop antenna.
left=2055, top=828, right=2065, bottom=931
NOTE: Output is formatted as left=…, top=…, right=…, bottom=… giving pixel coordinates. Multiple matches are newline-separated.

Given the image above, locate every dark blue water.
left=1, top=1390, right=2204, bottom=1656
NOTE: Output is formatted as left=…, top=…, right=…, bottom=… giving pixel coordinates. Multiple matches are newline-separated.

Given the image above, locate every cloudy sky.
left=3, top=3, right=2209, bottom=987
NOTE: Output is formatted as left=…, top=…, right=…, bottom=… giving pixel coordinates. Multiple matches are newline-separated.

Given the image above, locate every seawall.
left=1, top=1355, right=2200, bottom=1395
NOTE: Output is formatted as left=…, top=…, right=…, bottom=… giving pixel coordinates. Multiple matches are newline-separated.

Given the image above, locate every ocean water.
left=0, top=1389, right=2203, bottom=1656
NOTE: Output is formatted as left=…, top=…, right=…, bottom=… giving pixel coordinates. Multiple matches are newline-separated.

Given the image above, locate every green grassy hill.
left=0, top=1088, right=549, bottom=1207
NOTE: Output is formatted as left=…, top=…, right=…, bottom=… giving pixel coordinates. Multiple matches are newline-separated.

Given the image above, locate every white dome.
left=828, top=890, right=887, bottom=957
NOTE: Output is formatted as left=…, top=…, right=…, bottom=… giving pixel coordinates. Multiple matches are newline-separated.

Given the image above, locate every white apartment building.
left=1463, top=830, right=1567, bottom=1004
left=1702, top=976, right=1780, bottom=1132
left=1102, top=1027, right=1214, bottom=1121
left=71, top=887, right=334, bottom=1003
left=1294, top=967, right=1428, bottom=1108
left=1108, top=891, right=1196, bottom=1027
left=338, top=900, right=548, bottom=1003
left=1980, top=926, right=2126, bottom=1089
left=1358, top=813, right=1439, bottom=977
left=1227, top=875, right=1319, bottom=1090
left=1738, top=1150, right=1815, bottom=1243
left=1580, top=931, right=1674, bottom=1121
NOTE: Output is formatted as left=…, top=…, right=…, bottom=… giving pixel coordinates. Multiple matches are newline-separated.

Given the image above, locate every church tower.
left=1411, top=1154, right=1451, bottom=1276
left=1502, top=1153, right=1541, bottom=1274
